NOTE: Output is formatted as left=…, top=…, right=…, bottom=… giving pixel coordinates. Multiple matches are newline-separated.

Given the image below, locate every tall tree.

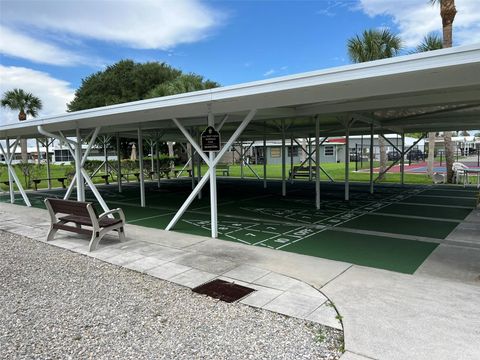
left=347, top=29, right=402, bottom=180
left=1, top=89, right=43, bottom=162
left=147, top=73, right=219, bottom=98
left=430, top=0, right=457, bottom=183
left=147, top=73, right=219, bottom=161
left=68, top=60, right=218, bottom=158
left=67, top=60, right=181, bottom=111
left=414, top=32, right=443, bottom=178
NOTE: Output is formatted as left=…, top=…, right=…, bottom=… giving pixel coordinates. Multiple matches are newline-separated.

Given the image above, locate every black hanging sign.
left=201, top=126, right=221, bottom=151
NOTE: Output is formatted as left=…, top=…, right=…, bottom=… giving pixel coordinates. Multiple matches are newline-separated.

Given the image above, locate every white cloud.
left=357, top=0, right=480, bottom=47
left=0, top=26, right=93, bottom=66
left=0, top=65, right=74, bottom=125
left=263, top=69, right=275, bottom=77
left=317, top=0, right=350, bottom=17
left=2, top=0, right=225, bottom=50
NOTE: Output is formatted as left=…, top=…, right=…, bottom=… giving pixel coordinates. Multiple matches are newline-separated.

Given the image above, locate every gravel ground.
left=0, top=231, right=343, bottom=360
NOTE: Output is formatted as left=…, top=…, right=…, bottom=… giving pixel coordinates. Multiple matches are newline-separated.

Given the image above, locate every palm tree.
left=430, top=0, right=457, bottom=183
left=1, top=89, right=43, bottom=162
left=414, top=33, right=443, bottom=178
left=347, top=29, right=402, bottom=180
left=347, top=29, right=402, bottom=63
left=415, top=32, right=443, bottom=53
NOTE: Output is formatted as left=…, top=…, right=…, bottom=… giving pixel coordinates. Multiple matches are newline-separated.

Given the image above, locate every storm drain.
left=192, top=279, right=255, bottom=303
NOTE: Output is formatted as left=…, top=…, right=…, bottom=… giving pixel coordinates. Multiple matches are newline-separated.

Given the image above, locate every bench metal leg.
left=118, top=227, right=126, bottom=242
left=89, top=232, right=105, bottom=252
left=46, top=226, right=58, bottom=242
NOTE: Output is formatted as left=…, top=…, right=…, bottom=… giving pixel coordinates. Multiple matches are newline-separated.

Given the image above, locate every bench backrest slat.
left=47, top=198, right=96, bottom=218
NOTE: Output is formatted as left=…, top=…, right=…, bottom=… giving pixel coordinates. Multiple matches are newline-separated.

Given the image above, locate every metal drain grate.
left=192, top=279, right=255, bottom=303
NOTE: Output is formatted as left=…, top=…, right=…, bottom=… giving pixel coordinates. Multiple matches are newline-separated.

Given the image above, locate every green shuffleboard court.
left=1, top=178, right=478, bottom=274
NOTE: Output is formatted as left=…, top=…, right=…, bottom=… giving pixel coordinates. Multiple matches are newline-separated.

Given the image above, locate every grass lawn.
left=0, top=160, right=471, bottom=192
left=186, top=163, right=432, bottom=184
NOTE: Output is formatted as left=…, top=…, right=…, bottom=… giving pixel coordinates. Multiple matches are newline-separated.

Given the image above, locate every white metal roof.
left=1, top=43, right=479, bottom=140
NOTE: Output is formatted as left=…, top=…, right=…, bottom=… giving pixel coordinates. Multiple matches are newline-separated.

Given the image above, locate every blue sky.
left=1, top=0, right=479, bottom=124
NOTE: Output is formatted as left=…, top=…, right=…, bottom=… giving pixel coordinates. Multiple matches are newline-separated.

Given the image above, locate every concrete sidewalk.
left=1, top=201, right=480, bottom=359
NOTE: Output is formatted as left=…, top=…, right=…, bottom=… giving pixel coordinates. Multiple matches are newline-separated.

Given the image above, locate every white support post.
left=370, top=124, right=374, bottom=194
left=208, top=112, right=218, bottom=238
left=263, top=131, right=267, bottom=189
left=290, top=134, right=294, bottom=184
left=232, top=143, right=260, bottom=179
left=240, top=140, right=244, bottom=179
left=345, top=123, right=350, bottom=201
left=5, top=138, right=14, bottom=203
left=165, top=172, right=211, bottom=231
left=166, top=109, right=257, bottom=233
left=81, top=169, right=110, bottom=213
left=197, top=135, right=202, bottom=200
left=38, top=126, right=102, bottom=204
left=150, top=144, right=154, bottom=172
left=156, top=140, right=161, bottom=188
left=308, top=139, right=313, bottom=181
left=401, top=132, right=405, bottom=186
left=75, top=128, right=85, bottom=202
left=281, top=119, right=286, bottom=197
left=116, top=134, right=122, bottom=193
left=315, top=116, right=320, bottom=210
left=0, top=138, right=32, bottom=207
left=138, top=128, right=145, bottom=207
left=191, top=150, right=196, bottom=190
left=45, top=138, right=52, bottom=189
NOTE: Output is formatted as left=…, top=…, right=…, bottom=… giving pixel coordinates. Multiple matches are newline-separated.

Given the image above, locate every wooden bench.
left=216, top=164, right=230, bottom=176
left=89, top=174, right=111, bottom=185
left=174, top=169, right=193, bottom=177
left=289, top=166, right=316, bottom=179
left=45, top=198, right=126, bottom=251
left=32, top=177, right=67, bottom=190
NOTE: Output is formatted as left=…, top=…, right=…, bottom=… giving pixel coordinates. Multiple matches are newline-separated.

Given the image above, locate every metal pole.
left=166, top=172, right=210, bottom=231
left=370, top=124, right=374, bottom=194
left=308, top=139, right=312, bottom=181
left=1, top=138, right=31, bottom=207
left=290, top=134, right=294, bottom=184
left=400, top=132, right=405, bottom=186
left=191, top=150, right=196, bottom=189
left=208, top=112, right=218, bottom=238
left=281, top=119, right=286, bottom=196
left=166, top=109, right=257, bottom=232
left=46, top=138, right=51, bottom=189
left=156, top=140, right=161, bottom=188
left=345, top=123, right=350, bottom=201
left=6, top=138, right=14, bottom=203
left=197, top=132, right=202, bottom=200
left=104, top=140, right=108, bottom=175
left=138, top=128, right=145, bottom=207
left=315, top=116, right=320, bottom=210
left=75, top=128, right=85, bottom=202
left=116, top=134, right=122, bottom=193
left=240, top=140, right=244, bottom=179
left=355, top=143, right=358, bottom=172
left=360, top=135, right=364, bottom=168
left=263, top=131, right=267, bottom=189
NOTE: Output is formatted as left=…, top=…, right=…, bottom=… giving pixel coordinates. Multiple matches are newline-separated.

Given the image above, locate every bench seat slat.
left=53, top=223, right=92, bottom=236
left=59, top=215, right=122, bottom=227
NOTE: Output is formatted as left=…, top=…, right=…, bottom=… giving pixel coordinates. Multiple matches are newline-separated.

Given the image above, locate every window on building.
left=54, top=149, right=74, bottom=162
left=324, top=146, right=334, bottom=156
left=288, top=146, right=298, bottom=157
left=270, top=147, right=281, bottom=158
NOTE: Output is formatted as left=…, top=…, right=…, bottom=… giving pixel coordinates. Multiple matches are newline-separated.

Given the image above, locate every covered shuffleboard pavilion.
left=1, top=44, right=480, bottom=274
